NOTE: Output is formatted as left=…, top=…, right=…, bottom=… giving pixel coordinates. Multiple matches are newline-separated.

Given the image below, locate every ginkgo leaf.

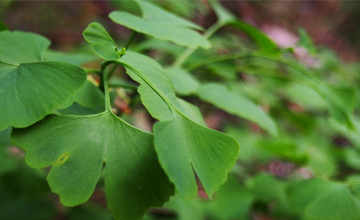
left=109, top=0, right=211, bottom=49
left=197, top=83, right=277, bottom=136
left=59, top=80, right=105, bottom=110
left=166, top=67, right=200, bottom=96
left=0, top=31, right=87, bottom=130
left=210, top=1, right=277, bottom=51
left=83, top=22, right=120, bottom=60
left=117, top=51, right=239, bottom=199
left=304, top=182, right=360, bottom=220
left=11, top=111, right=174, bottom=220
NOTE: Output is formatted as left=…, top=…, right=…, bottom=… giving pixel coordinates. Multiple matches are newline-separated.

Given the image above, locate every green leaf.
left=83, top=22, right=120, bottom=60
left=0, top=31, right=87, bottom=130
left=12, top=111, right=174, bottom=220
left=298, top=28, right=317, bottom=55
left=59, top=80, right=105, bottom=109
left=166, top=67, right=200, bottom=96
left=205, top=176, right=253, bottom=220
left=109, top=0, right=210, bottom=49
left=166, top=195, right=204, bottom=220
left=324, top=85, right=357, bottom=130
left=44, top=50, right=97, bottom=66
left=287, top=179, right=338, bottom=213
left=117, top=51, right=239, bottom=199
left=210, top=1, right=277, bottom=51
left=304, top=182, right=360, bottom=220
left=197, top=83, right=277, bottom=136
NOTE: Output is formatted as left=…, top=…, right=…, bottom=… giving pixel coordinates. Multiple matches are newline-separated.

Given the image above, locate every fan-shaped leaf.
left=11, top=111, right=174, bottom=220
left=117, top=51, right=239, bottom=199
left=0, top=31, right=87, bottom=130
left=83, top=22, right=120, bottom=60
left=109, top=0, right=210, bottom=49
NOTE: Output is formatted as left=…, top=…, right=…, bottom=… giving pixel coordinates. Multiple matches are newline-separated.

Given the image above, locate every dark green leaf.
left=12, top=112, right=174, bottom=220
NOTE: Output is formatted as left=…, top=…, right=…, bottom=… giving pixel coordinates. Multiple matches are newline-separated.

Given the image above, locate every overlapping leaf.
left=12, top=110, right=174, bottom=220
left=165, top=67, right=277, bottom=136
left=59, top=80, right=105, bottom=110
left=116, top=51, right=239, bottom=199
left=0, top=31, right=87, bottom=130
left=109, top=0, right=210, bottom=49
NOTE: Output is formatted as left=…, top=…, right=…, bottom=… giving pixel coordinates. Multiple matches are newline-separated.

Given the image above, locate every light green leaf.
left=210, top=1, right=236, bottom=25
left=298, top=28, right=317, bottom=55
left=83, top=22, right=120, bottom=60
left=117, top=51, right=239, bottom=199
left=166, top=67, right=200, bottom=96
left=109, top=0, right=210, bottom=49
left=197, top=83, right=277, bottom=136
left=0, top=31, right=50, bottom=64
left=44, top=50, right=97, bottom=66
left=11, top=111, right=174, bottom=220
left=0, top=31, right=87, bottom=130
left=304, top=183, right=360, bottom=220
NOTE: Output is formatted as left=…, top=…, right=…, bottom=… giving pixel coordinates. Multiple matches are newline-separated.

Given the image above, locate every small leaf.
left=298, top=28, right=317, bottom=55
left=12, top=112, right=174, bottom=220
left=83, top=22, right=120, bottom=60
left=197, top=83, right=277, bottom=136
left=0, top=31, right=87, bottom=130
left=109, top=0, right=210, bottom=49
